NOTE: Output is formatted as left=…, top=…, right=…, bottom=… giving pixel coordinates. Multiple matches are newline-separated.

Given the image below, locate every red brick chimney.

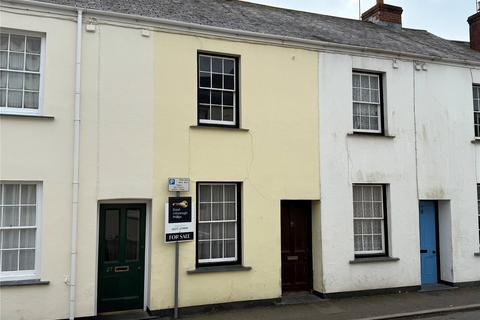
left=468, top=3, right=480, bottom=52
left=361, top=0, right=403, bottom=29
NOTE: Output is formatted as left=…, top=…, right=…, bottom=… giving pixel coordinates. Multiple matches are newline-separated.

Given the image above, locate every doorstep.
left=95, top=310, right=156, bottom=320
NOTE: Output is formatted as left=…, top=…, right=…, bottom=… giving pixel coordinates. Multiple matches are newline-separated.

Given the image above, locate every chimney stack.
left=468, top=1, right=480, bottom=51
left=361, top=0, right=403, bottom=29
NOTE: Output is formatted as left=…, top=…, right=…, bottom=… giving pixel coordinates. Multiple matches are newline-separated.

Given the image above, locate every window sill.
left=347, top=132, right=395, bottom=139
left=349, top=257, right=400, bottom=264
left=187, top=265, right=252, bottom=274
left=0, top=279, right=50, bottom=287
left=474, top=252, right=480, bottom=257
left=190, top=125, right=249, bottom=132
left=0, top=113, right=54, bottom=120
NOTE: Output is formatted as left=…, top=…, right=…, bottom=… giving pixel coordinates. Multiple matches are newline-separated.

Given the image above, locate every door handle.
left=287, top=256, right=299, bottom=261
left=114, top=266, right=130, bottom=273
left=420, top=249, right=428, bottom=253
left=432, top=250, right=436, bottom=254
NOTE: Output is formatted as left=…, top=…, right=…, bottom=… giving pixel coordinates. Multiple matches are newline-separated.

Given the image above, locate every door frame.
left=419, top=200, right=441, bottom=285
left=94, top=200, right=151, bottom=314
left=280, top=200, right=313, bottom=293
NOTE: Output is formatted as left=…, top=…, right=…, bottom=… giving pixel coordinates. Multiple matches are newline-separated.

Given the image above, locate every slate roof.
left=22, top=0, right=480, bottom=62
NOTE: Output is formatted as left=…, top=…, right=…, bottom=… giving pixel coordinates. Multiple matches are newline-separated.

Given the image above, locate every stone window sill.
left=0, top=279, right=50, bottom=287
left=347, top=132, right=396, bottom=139
left=187, top=265, right=252, bottom=274
left=471, top=139, right=480, bottom=144
left=0, top=113, right=54, bottom=120
left=474, top=252, right=480, bottom=257
left=190, top=125, right=249, bottom=132
left=350, top=257, right=400, bottom=264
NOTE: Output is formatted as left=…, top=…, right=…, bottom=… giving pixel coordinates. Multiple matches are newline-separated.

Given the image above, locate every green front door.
left=98, top=204, right=146, bottom=313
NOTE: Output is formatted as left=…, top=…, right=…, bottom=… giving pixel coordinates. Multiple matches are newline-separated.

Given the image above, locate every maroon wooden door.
left=281, top=201, right=312, bottom=292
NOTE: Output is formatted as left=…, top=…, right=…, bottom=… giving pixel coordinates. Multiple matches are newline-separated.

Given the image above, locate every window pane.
left=0, top=34, right=8, bottom=50
left=370, top=76, right=379, bottom=89
left=211, top=105, right=222, bottom=121
left=224, top=185, right=236, bottom=201
left=352, top=74, right=360, bottom=87
left=212, top=74, right=222, bottom=89
left=212, top=58, right=222, bottom=73
left=24, top=73, right=40, bottom=91
left=212, top=185, right=223, bottom=202
left=199, top=72, right=210, bottom=88
left=225, top=222, right=235, bottom=238
left=126, top=209, right=140, bottom=260
left=0, top=89, right=5, bottom=107
left=20, top=206, right=36, bottom=226
left=9, top=52, right=24, bottom=70
left=198, top=89, right=210, bottom=104
left=224, top=59, right=235, bottom=75
left=224, top=75, right=234, bottom=90
left=24, top=92, right=39, bottom=109
left=10, top=35, right=25, bottom=52
left=225, top=240, right=235, bottom=258
left=26, top=37, right=41, bottom=54
left=20, top=229, right=36, bottom=248
left=224, top=203, right=236, bottom=220
left=2, top=229, right=19, bottom=248
left=199, top=56, right=211, bottom=72
left=0, top=51, right=6, bottom=69
left=4, top=185, right=20, bottom=204
left=25, top=54, right=40, bottom=72
left=211, top=90, right=221, bottom=104
left=198, top=241, right=210, bottom=259
left=199, top=185, right=211, bottom=202
left=198, top=224, right=210, bottom=240
left=8, top=72, right=23, bottom=89
left=0, top=71, right=6, bottom=88
left=104, top=210, right=120, bottom=262
left=2, top=250, right=18, bottom=271
left=21, top=185, right=36, bottom=204
left=211, top=222, right=223, bottom=240
left=199, top=203, right=211, bottom=222
left=211, top=240, right=223, bottom=259
left=19, top=249, right=35, bottom=270
left=354, top=235, right=363, bottom=251
left=223, top=107, right=234, bottom=122
left=212, top=203, right=223, bottom=220
left=7, top=90, right=22, bottom=108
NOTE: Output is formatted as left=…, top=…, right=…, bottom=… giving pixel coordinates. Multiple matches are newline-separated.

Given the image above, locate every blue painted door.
left=419, top=201, right=438, bottom=285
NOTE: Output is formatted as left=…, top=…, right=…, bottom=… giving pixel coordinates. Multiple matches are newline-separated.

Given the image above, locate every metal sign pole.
left=174, top=190, right=180, bottom=319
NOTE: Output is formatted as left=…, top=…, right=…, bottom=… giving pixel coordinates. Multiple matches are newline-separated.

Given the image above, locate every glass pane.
left=370, top=76, right=379, bottom=89
left=352, top=74, right=360, bottom=87
left=373, top=235, right=383, bottom=251
left=223, top=91, right=234, bottom=106
left=211, top=222, right=223, bottom=240
left=199, top=203, right=211, bottom=222
left=353, top=220, right=362, bottom=235
left=2, top=206, right=19, bottom=227
left=199, top=56, right=211, bottom=72
left=0, top=89, right=5, bottom=107
left=224, top=59, right=235, bottom=74
left=198, top=105, right=209, bottom=120
left=199, top=185, right=211, bottom=202
left=372, top=220, right=382, bottom=234
left=8, top=72, right=23, bottom=89
left=24, top=92, right=39, bottom=109
left=7, top=90, right=22, bottom=108
left=212, top=58, right=222, bottom=73
left=361, top=75, right=369, bottom=88
left=2, top=250, right=18, bottom=271
left=360, top=116, right=369, bottom=130
left=26, top=37, right=41, bottom=54
left=371, top=89, right=380, bottom=103
left=0, top=71, right=6, bottom=88
left=198, top=89, right=210, bottom=104
left=9, top=52, right=24, bottom=70
left=2, top=229, right=19, bottom=248
left=212, top=185, right=223, bottom=202
left=364, top=202, right=373, bottom=217
left=225, top=222, right=235, bottom=238
left=212, top=203, right=223, bottom=221
left=373, top=202, right=383, bottom=218
left=362, top=186, right=372, bottom=201
left=212, top=74, right=222, bottom=89
left=20, top=229, right=35, bottom=248
left=353, top=202, right=363, bottom=218
left=0, top=34, right=8, bottom=50
left=211, top=240, right=223, bottom=259
left=352, top=186, right=362, bottom=201
left=223, top=107, right=234, bottom=122
left=126, top=209, right=140, bottom=260
left=104, top=210, right=120, bottom=262
left=198, top=241, right=210, bottom=259
left=225, top=240, right=235, bottom=258
left=199, top=72, right=210, bottom=88
left=211, top=105, right=222, bottom=121
left=0, top=51, right=6, bottom=69
left=19, top=249, right=35, bottom=270
left=361, top=89, right=370, bottom=102
left=21, top=184, right=36, bottom=204
left=25, top=54, right=40, bottom=72
left=363, top=235, right=373, bottom=251
left=10, top=35, right=25, bottom=52
left=211, top=90, right=221, bottom=104
left=352, top=87, right=360, bottom=101
left=353, top=116, right=361, bottom=129
left=198, top=223, right=210, bottom=240
left=25, top=73, right=40, bottom=90
left=224, top=203, right=236, bottom=220
left=224, top=75, right=234, bottom=90
left=224, top=185, right=236, bottom=201
left=354, top=235, right=363, bottom=251
left=370, top=117, right=379, bottom=130
left=20, top=206, right=36, bottom=226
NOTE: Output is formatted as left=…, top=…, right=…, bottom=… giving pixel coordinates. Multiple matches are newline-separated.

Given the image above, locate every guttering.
left=69, top=8, right=82, bottom=320
left=3, top=0, right=480, bottom=68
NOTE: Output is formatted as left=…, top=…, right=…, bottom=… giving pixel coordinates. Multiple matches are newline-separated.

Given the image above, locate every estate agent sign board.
left=165, top=197, right=195, bottom=243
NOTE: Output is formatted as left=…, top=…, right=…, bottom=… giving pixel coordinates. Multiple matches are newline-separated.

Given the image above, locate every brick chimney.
left=361, top=0, right=403, bottom=29
left=468, top=3, right=480, bottom=52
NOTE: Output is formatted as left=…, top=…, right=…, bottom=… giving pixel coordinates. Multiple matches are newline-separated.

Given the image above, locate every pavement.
left=166, top=286, right=480, bottom=320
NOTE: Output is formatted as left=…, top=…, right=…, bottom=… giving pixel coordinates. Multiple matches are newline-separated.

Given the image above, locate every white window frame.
left=353, top=184, right=386, bottom=256
left=352, top=72, right=382, bottom=134
left=474, top=85, right=480, bottom=138
left=197, top=183, right=239, bottom=265
left=198, top=54, right=237, bottom=127
left=0, top=182, right=42, bottom=281
left=0, top=29, right=45, bottom=116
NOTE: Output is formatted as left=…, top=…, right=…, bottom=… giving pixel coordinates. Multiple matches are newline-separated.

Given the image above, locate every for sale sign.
left=165, top=197, right=195, bottom=243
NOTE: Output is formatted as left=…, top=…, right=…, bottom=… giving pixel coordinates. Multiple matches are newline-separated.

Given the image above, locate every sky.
left=245, top=0, right=478, bottom=41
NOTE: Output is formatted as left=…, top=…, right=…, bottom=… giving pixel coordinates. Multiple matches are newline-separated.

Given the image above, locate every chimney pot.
left=362, top=1, right=403, bottom=29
